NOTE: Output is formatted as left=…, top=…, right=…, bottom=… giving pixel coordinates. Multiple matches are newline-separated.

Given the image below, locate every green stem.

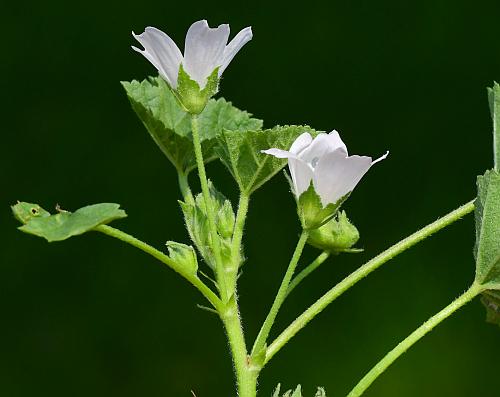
left=346, top=283, right=483, bottom=397
left=221, top=299, right=258, bottom=397
left=177, top=171, right=193, bottom=203
left=190, top=114, right=228, bottom=301
left=251, top=230, right=310, bottom=357
left=286, top=251, right=330, bottom=298
left=265, top=199, right=475, bottom=365
left=229, top=193, right=250, bottom=287
left=95, top=224, right=221, bottom=309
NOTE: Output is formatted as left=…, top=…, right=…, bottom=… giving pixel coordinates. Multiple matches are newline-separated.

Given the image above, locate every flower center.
left=311, top=157, right=320, bottom=168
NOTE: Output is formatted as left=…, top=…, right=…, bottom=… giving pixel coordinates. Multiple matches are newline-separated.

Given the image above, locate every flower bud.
left=307, top=211, right=360, bottom=252
left=166, top=241, right=198, bottom=276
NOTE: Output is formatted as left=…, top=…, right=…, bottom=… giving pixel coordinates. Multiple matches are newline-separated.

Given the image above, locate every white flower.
left=132, top=20, right=252, bottom=90
left=262, top=131, right=388, bottom=207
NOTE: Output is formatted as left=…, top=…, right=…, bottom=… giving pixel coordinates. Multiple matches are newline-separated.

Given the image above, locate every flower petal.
left=289, top=157, right=314, bottom=198
left=299, top=132, right=345, bottom=166
left=313, top=151, right=372, bottom=206
left=289, top=132, right=313, bottom=155
left=132, top=27, right=183, bottom=88
left=183, top=20, right=230, bottom=88
left=325, top=130, right=348, bottom=155
left=372, top=150, right=389, bottom=164
left=219, top=27, right=253, bottom=76
left=261, top=148, right=295, bottom=159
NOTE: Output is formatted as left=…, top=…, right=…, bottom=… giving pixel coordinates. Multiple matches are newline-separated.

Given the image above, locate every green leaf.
left=487, top=82, right=500, bottom=171
left=216, top=125, right=318, bottom=194
left=180, top=182, right=235, bottom=271
left=122, top=76, right=262, bottom=174
left=474, top=170, right=500, bottom=287
left=166, top=241, right=198, bottom=276
left=481, top=290, right=500, bottom=327
left=12, top=202, right=127, bottom=242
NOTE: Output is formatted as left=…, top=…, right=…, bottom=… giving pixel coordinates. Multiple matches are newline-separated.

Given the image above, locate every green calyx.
left=296, top=183, right=347, bottom=230
left=179, top=181, right=235, bottom=272
left=166, top=241, right=198, bottom=276
left=175, top=65, right=219, bottom=114
left=307, top=211, right=361, bottom=253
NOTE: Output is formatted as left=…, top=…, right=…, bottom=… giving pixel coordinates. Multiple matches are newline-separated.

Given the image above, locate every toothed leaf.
left=216, top=126, right=318, bottom=194
left=122, top=76, right=262, bottom=173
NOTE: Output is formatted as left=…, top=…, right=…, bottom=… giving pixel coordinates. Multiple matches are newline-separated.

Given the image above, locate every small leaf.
left=481, top=290, right=500, bottom=327
left=474, top=170, right=500, bottom=287
left=314, top=387, right=327, bottom=397
left=13, top=202, right=127, bottom=242
left=272, top=384, right=326, bottom=397
left=290, top=385, right=302, bottom=397
left=122, top=76, right=262, bottom=174
left=166, top=241, right=198, bottom=276
left=216, top=125, right=318, bottom=194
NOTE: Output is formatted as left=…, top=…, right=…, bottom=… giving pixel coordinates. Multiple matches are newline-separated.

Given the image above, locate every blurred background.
left=1, top=0, right=499, bottom=396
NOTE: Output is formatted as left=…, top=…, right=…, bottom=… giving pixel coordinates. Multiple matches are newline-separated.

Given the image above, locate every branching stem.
left=190, top=114, right=228, bottom=300
left=265, top=200, right=475, bottom=364
left=251, top=230, right=310, bottom=357
left=95, top=224, right=221, bottom=309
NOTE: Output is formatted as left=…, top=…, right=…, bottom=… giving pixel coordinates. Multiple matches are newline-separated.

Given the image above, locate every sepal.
left=307, top=211, right=360, bottom=253
left=180, top=181, right=235, bottom=270
left=297, top=183, right=346, bottom=230
left=166, top=241, right=198, bottom=276
left=175, top=65, right=219, bottom=114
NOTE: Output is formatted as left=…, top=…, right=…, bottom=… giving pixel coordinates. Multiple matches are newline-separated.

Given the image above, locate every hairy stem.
left=286, top=251, right=330, bottom=298
left=177, top=171, right=193, bottom=203
left=190, top=114, right=228, bottom=300
left=229, top=193, right=250, bottom=288
left=252, top=230, right=310, bottom=357
left=221, top=299, right=258, bottom=397
left=346, top=283, right=483, bottom=397
left=95, top=224, right=221, bottom=309
left=265, top=200, right=475, bottom=364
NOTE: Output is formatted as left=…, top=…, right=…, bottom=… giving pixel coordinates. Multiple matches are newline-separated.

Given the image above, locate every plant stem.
left=177, top=171, right=193, bottom=203
left=95, top=224, right=221, bottom=309
left=221, top=298, right=258, bottom=397
left=265, top=199, right=475, bottom=365
left=251, top=230, right=310, bottom=357
left=190, top=114, right=228, bottom=301
left=346, top=283, right=484, bottom=397
left=286, top=251, right=330, bottom=298
left=229, top=193, right=250, bottom=287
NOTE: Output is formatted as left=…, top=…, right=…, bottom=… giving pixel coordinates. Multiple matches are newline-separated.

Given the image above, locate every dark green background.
left=2, top=0, right=499, bottom=396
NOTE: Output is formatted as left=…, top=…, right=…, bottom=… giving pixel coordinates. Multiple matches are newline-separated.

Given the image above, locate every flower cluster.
left=132, top=20, right=388, bottom=228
